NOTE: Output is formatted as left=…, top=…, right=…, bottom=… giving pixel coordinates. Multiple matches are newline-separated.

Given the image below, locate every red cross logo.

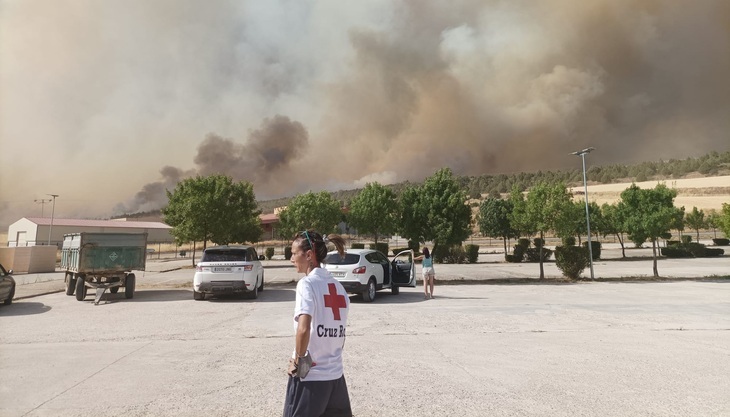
left=323, top=283, right=347, bottom=320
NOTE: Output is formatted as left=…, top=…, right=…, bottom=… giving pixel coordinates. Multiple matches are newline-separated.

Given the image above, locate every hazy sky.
left=1, top=0, right=729, bottom=227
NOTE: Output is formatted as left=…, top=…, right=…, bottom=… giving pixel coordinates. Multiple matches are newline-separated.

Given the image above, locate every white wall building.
left=6, top=217, right=173, bottom=247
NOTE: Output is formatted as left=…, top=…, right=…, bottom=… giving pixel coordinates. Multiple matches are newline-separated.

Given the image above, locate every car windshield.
left=325, top=253, right=361, bottom=265
left=202, top=250, right=248, bottom=262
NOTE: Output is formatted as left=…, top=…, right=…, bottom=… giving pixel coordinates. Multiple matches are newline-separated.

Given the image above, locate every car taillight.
left=243, top=265, right=253, bottom=271
left=195, top=265, right=202, bottom=272
left=352, top=266, right=366, bottom=274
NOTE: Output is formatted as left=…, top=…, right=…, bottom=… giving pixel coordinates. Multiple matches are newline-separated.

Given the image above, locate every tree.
left=348, top=182, right=398, bottom=245
left=511, top=181, right=573, bottom=279
left=718, top=203, right=730, bottom=238
left=684, top=207, right=706, bottom=242
left=477, top=197, right=516, bottom=255
left=554, top=200, right=587, bottom=245
left=398, top=168, right=472, bottom=250
left=706, top=211, right=721, bottom=239
left=619, top=183, right=681, bottom=277
left=277, top=191, right=342, bottom=239
left=163, top=175, right=262, bottom=263
left=600, top=203, right=627, bottom=258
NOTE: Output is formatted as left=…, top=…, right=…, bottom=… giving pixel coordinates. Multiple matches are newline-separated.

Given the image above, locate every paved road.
left=1, top=280, right=728, bottom=416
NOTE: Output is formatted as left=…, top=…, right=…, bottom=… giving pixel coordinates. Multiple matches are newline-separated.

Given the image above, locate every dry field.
left=569, top=174, right=730, bottom=212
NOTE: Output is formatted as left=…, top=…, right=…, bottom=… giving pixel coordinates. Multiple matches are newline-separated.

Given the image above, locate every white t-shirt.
left=293, top=267, right=350, bottom=381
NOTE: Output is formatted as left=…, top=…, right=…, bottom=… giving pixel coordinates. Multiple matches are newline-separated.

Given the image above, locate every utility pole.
left=34, top=198, right=52, bottom=217
left=570, top=148, right=595, bottom=280
left=48, top=194, right=59, bottom=246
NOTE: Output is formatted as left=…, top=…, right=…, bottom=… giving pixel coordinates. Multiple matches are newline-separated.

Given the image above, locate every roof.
left=260, top=213, right=278, bottom=224
left=24, top=217, right=171, bottom=229
left=204, top=245, right=254, bottom=251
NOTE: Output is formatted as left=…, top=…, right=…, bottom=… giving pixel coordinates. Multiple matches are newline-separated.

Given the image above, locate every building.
left=6, top=217, right=173, bottom=247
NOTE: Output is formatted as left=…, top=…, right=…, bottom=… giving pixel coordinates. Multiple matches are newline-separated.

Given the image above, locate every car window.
left=325, top=253, right=361, bottom=265
left=366, top=252, right=388, bottom=265
left=202, top=249, right=248, bottom=262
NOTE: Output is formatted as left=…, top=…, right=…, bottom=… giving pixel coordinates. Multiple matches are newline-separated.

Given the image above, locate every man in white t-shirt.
left=284, top=231, right=352, bottom=417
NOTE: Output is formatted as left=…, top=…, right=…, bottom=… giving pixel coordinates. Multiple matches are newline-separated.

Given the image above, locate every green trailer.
left=61, top=232, right=147, bottom=304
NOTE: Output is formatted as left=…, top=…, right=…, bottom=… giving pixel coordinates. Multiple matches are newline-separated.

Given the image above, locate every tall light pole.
left=34, top=198, right=51, bottom=217
left=571, top=148, right=595, bottom=280
left=47, top=194, right=59, bottom=246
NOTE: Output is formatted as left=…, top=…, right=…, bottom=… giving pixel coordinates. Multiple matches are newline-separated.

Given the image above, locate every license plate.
left=332, top=271, right=345, bottom=278
left=213, top=267, right=232, bottom=272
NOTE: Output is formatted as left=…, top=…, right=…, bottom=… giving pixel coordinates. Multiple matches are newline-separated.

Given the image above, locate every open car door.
left=391, top=250, right=416, bottom=287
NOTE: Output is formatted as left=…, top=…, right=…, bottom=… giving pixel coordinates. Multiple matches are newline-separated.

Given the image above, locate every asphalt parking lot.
left=1, top=246, right=729, bottom=416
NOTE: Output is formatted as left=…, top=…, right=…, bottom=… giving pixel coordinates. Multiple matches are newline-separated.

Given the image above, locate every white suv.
left=193, top=246, right=264, bottom=300
left=324, top=249, right=415, bottom=302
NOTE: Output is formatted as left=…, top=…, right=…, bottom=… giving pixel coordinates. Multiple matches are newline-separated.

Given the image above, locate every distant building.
left=6, top=217, right=173, bottom=247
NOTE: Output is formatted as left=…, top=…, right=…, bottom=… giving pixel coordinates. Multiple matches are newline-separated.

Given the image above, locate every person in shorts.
left=283, top=230, right=352, bottom=417
left=419, top=247, right=435, bottom=299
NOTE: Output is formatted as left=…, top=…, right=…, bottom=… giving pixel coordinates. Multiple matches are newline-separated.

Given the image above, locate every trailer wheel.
left=75, top=276, right=87, bottom=301
left=110, top=286, right=119, bottom=294
left=124, top=274, right=135, bottom=299
left=65, top=272, right=76, bottom=296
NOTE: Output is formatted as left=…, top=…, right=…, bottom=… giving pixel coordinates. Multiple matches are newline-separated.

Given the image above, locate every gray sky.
left=1, top=0, right=729, bottom=227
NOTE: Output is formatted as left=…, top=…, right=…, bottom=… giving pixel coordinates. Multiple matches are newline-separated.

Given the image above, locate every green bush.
left=506, top=243, right=527, bottom=263
left=351, top=243, right=365, bottom=249
left=525, top=247, right=553, bottom=263
left=667, top=240, right=681, bottom=247
left=432, top=245, right=450, bottom=263
left=284, top=246, right=292, bottom=260
left=533, top=238, right=545, bottom=248
left=712, top=238, right=730, bottom=246
left=265, top=247, right=275, bottom=260
left=442, top=246, right=467, bottom=264
left=517, top=238, right=530, bottom=249
left=370, top=242, right=389, bottom=254
left=464, top=244, right=479, bottom=263
left=661, top=242, right=725, bottom=258
left=705, top=248, right=725, bottom=256
left=562, top=236, right=576, bottom=246
left=582, top=241, right=602, bottom=260
left=555, top=246, right=590, bottom=279
left=681, top=235, right=692, bottom=244
left=660, top=246, right=692, bottom=258
left=408, top=240, right=420, bottom=253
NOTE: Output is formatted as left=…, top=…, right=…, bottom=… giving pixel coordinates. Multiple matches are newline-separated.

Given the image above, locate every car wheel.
left=110, top=286, right=119, bottom=294
left=75, top=276, right=87, bottom=301
left=362, top=279, right=376, bottom=302
left=3, top=283, right=14, bottom=305
left=391, top=285, right=400, bottom=295
left=249, top=283, right=258, bottom=299
left=258, top=272, right=264, bottom=291
left=193, top=289, right=205, bottom=300
left=124, top=274, right=135, bottom=299
left=65, top=272, right=76, bottom=296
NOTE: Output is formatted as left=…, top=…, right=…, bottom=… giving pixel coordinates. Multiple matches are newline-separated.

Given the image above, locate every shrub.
left=681, top=235, right=692, bottom=245
left=351, top=243, right=365, bottom=249
left=391, top=247, right=410, bottom=256
left=660, top=246, right=692, bottom=258
left=562, top=236, right=576, bottom=246
left=712, top=238, right=730, bottom=246
left=533, top=238, right=545, bottom=248
left=525, top=247, right=553, bottom=263
left=265, top=247, right=275, bottom=260
left=370, top=242, right=389, bottom=254
left=704, top=248, right=725, bottom=256
left=582, top=241, right=602, bottom=260
left=464, top=244, right=479, bottom=263
left=667, top=240, right=681, bottom=247
left=284, top=246, right=292, bottom=260
left=506, top=243, right=527, bottom=263
left=408, top=240, right=420, bottom=253
left=517, top=238, right=530, bottom=249
left=442, top=246, right=467, bottom=264
left=555, top=246, right=590, bottom=280
left=432, top=245, right=450, bottom=263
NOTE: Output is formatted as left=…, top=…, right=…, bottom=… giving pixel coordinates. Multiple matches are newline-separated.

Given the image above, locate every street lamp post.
left=48, top=194, right=59, bottom=246
left=571, top=148, right=595, bottom=280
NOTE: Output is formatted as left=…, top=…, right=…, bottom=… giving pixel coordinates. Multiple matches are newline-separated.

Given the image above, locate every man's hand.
left=287, top=353, right=314, bottom=379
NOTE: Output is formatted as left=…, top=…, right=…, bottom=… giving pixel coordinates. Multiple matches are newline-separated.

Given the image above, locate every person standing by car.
left=418, top=247, right=435, bottom=299
left=284, top=230, right=353, bottom=417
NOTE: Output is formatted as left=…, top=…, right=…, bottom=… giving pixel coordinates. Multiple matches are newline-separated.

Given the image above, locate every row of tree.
left=478, top=183, right=730, bottom=278
left=161, top=171, right=730, bottom=277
